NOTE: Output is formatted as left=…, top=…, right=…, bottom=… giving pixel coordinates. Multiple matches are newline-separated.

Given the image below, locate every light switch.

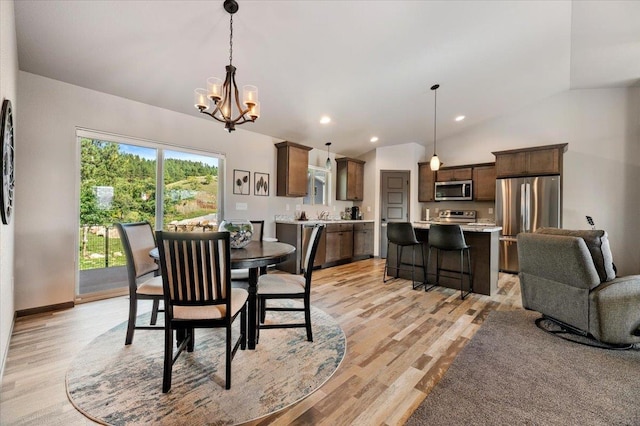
left=236, top=202, right=248, bottom=210
left=367, top=206, right=371, bottom=212
left=488, top=207, right=493, bottom=214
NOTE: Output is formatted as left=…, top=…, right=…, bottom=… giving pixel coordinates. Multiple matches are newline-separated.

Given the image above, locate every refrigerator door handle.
left=525, top=183, right=531, bottom=232
left=520, top=183, right=527, bottom=232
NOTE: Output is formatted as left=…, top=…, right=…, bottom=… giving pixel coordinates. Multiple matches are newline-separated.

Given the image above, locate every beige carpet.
left=407, top=309, right=640, bottom=425
left=66, top=302, right=345, bottom=425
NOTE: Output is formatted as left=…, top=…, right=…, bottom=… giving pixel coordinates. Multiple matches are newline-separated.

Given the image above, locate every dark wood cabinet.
left=418, top=162, right=436, bottom=202
left=336, top=158, right=365, bottom=201
left=473, top=164, right=497, bottom=201
left=275, top=141, right=312, bottom=197
left=353, top=222, right=374, bottom=258
left=325, top=223, right=353, bottom=262
left=436, top=167, right=472, bottom=182
left=493, top=144, right=568, bottom=178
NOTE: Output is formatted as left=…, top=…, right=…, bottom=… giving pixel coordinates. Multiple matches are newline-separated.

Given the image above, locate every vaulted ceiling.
left=14, top=0, right=640, bottom=157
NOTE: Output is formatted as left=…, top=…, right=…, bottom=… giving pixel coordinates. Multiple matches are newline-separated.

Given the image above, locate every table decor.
left=218, top=219, right=253, bottom=248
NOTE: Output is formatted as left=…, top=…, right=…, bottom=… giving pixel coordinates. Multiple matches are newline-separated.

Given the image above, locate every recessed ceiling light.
left=370, top=136, right=379, bottom=143
left=455, top=115, right=465, bottom=122
left=320, top=116, right=331, bottom=124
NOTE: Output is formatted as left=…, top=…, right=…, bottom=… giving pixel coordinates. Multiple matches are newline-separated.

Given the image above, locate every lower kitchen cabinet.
left=325, top=223, right=354, bottom=263
left=275, top=221, right=374, bottom=272
left=353, top=222, right=374, bottom=258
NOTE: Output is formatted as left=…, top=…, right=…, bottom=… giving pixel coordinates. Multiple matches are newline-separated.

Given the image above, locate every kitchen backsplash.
left=421, top=200, right=496, bottom=222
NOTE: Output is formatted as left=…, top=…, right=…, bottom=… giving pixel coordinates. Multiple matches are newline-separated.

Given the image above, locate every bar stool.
left=427, top=224, right=473, bottom=299
left=383, top=222, right=426, bottom=290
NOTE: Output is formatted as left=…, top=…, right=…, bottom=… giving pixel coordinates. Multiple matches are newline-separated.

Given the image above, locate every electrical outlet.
left=488, top=207, right=493, bottom=214
left=435, top=208, right=439, bottom=213
left=367, top=206, right=371, bottom=212
left=333, top=205, right=336, bottom=211
left=296, top=204, right=301, bottom=211
left=286, top=204, right=290, bottom=211
left=235, top=202, right=248, bottom=211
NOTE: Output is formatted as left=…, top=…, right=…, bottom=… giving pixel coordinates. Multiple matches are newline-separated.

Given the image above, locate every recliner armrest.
left=589, top=275, right=640, bottom=344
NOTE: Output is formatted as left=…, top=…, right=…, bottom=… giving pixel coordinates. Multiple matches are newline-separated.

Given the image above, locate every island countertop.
left=413, top=221, right=502, bottom=233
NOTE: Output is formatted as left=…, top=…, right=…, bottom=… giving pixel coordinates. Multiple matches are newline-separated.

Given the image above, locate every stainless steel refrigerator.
left=495, top=175, right=561, bottom=273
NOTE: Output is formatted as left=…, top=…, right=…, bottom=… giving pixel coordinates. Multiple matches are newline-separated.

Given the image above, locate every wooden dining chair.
left=116, top=222, right=164, bottom=345
left=155, top=230, right=247, bottom=392
left=257, top=224, right=324, bottom=342
left=231, top=220, right=265, bottom=282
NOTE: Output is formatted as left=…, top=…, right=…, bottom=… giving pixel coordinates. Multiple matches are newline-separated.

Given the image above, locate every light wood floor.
left=0, top=258, right=523, bottom=425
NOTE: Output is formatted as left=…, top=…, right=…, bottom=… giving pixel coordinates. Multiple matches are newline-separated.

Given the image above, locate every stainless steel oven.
left=434, top=180, right=473, bottom=201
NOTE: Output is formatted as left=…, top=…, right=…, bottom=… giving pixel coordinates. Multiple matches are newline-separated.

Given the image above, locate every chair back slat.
left=156, top=231, right=230, bottom=308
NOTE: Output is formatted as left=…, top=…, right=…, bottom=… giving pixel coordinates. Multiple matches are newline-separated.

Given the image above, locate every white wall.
left=0, top=0, right=18, bottom=379
left=15, top=71, right=361, bottom=311
left=430, top=88, right=640, bottom=275
left=369, top=143, right=427, bottom=255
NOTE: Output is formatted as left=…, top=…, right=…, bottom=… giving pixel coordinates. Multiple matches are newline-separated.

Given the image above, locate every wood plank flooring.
left=0, top=258, right=523, bottom=425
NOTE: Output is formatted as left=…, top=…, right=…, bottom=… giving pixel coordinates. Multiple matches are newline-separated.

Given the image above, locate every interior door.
left=380, top=171, right=410, bottom=258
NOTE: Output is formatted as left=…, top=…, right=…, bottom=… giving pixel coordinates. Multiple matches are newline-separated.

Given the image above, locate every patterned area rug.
left=66, top=302, right=345, bottom=425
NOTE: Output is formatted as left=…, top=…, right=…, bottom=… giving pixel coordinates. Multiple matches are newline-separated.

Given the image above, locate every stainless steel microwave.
left=434, top=180, right=473, bottom=201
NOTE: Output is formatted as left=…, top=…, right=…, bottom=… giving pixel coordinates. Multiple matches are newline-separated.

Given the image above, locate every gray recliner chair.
left=518, top=228, right=640, bottom=346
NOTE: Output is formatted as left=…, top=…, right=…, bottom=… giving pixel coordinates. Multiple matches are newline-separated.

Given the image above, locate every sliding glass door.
left=77, top=132, right=222, bottom=299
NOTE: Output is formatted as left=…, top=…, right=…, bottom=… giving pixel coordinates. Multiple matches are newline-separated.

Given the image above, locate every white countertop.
left=413, top=221, right=502, bottom=233
left=276, top=219, right=374, bottom=224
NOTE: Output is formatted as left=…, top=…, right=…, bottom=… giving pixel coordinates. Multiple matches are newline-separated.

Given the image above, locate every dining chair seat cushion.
left=258, top=274, right=305, bottom=295
left=231, top=269, right=250, bottom=280
left=172, top=288, right=248, bottom=320
left=136, top=275, right=164, bottom=296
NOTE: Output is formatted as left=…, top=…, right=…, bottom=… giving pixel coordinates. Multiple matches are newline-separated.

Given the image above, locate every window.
left=303, top=166, right=329, bottom=206
left=76, top=130, right=223, bottom=297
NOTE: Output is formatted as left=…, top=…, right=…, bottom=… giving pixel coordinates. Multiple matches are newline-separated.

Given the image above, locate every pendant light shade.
left=430, top=84, right=441, bottom=171
left=325, top=142, right=332, bottom=170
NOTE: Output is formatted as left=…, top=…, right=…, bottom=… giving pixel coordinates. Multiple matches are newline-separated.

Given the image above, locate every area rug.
left=407, top=309, right=640, bottom=426
left=66, top=302, right=345, bottom=425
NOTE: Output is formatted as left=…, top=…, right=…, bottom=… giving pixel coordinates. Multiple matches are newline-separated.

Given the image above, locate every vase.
left=218, top=219, right=254, bottom=249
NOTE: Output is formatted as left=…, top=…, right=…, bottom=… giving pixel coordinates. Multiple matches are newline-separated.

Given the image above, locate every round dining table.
left=150, top=240, right=295, bottom=349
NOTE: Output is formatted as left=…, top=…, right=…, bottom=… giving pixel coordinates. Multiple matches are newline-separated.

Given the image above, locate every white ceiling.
left=13, top=0, right=640, bottom=157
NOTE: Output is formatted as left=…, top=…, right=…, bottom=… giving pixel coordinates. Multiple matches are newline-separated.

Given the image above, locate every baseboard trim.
left=16, top=301, right=75, bottom=317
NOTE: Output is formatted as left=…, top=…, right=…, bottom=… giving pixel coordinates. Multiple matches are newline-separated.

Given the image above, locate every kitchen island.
left=386, top=222, right=501, bottom=296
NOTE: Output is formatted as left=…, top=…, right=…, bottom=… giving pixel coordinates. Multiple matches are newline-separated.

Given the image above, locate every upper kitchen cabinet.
left=473, top=163, right=497, bottom=201
left=493, top=144, right=568, bottom=178
left=435, top=167, right=472, bottom=182
left=336, top=157, right=365, bottom=201
left=418, top=162, right=436, bottom=202
left=275, top=141, right=312, bottom=197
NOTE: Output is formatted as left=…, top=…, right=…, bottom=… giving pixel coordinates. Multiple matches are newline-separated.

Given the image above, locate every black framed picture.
left=233, top=169, right=250, bottom=195
left=254, top=172, right=269, bottom=196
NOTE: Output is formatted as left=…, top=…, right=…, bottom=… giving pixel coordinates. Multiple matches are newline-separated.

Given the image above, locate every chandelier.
left=194, top=0, right=259, bottom=132
left=429, top=84, right=441, bottom=171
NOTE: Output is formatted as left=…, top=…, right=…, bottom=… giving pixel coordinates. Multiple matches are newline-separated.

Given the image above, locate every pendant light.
left=430, top=84, right=441, bottom=171
left=193, top=0, right=259, bottom=132
left=325, top=142, right=332, bottom=170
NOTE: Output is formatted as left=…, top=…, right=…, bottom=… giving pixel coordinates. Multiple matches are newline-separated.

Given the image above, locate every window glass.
left=303, top=166, right=329, bottom=206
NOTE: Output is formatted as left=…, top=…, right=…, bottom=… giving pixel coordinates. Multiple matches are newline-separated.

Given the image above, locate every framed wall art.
left=1, top=99, right=14, bottom=225
left=233, top=169, right=250, bottom=195
left=254, top=172, right=269, bottom=196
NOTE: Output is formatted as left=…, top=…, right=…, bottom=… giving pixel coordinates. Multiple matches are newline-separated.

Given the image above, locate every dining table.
left=150, top=240, right=295, bottom=350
